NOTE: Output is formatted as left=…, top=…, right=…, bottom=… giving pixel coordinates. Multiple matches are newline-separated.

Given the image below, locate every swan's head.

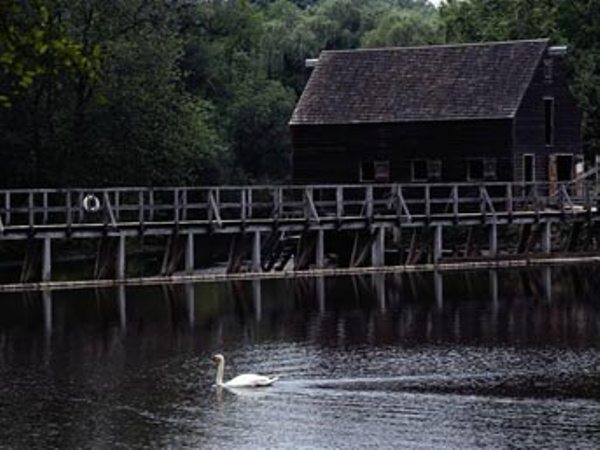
left=211, top=353, right=225, bottom=364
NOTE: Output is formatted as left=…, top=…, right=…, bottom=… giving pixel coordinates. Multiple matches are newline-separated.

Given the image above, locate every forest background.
left=1, top=0, right=599, bottom=188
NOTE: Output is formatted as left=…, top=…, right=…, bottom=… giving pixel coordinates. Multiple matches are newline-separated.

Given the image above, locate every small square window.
left=360, top=160, right=389, bottom=182
left=543, top=58, right=553, bottom=83
left=374, top=161, right=390, bottom=182
left=483, top=158, right=497, bottom=180
left=428, top=160, right=442, bottom=181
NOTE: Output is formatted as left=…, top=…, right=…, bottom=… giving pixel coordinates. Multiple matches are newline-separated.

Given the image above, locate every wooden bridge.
left=1, top=181, right=599, bottom=284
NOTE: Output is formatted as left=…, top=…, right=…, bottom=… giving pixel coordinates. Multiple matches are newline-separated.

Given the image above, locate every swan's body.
left=212, top=354, right=278, bottom=388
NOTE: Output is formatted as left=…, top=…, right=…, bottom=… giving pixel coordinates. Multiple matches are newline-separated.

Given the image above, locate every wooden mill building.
left=290, top=39, right=582, bottom=185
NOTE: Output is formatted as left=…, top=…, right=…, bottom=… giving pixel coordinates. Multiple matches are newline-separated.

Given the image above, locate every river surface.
left=1, top=266, right=600, bottom=448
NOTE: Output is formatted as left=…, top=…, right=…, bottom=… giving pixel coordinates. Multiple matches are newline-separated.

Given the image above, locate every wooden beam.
left=103, top=191, right=118, bottom=228
left=316, top=229, right=325, bottom=269
left=252, top=230, right=261, bottom=272
left=433, top=225, right=443, bottom=263
left=185, top=232, right=194, bottom=274
left=116, top=234, right=126, bottom=280
left=208, top=190, right=222, bottom=228
left=488, top=222, right=498, bottom=257
left=371, top=227, right=385, bottom=267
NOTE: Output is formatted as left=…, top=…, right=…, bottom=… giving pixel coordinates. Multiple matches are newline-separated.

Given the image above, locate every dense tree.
left=362, top=9, right=444, bottom=47
left=0, top=0, right=226, bottom=187
left=0, top=0, right=100, bottom=107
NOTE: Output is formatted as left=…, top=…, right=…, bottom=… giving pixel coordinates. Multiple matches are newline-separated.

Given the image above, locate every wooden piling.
left=542, top=221, right=552, bottom=254
left=316, top=229, right=325, bottom=269
left=371, top=227, right=385, bottom=267
left=116, top=234, right=126, bottom=280
left=488, top=222, right=498, bottom=257
left=185, top=233, right=194, bottom=274
left=433, top=225, right=443, bottom=263
left=252, top=230, right=261, bottom=272
left=42, top=238, right=52, bottom=282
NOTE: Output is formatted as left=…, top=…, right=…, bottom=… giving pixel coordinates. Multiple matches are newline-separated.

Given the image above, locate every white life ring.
left=82, top=194, right=101, bottom=213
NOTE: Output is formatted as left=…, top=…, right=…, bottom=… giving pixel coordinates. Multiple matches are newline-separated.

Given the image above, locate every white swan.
left=211, top=354, right=278, bottom=388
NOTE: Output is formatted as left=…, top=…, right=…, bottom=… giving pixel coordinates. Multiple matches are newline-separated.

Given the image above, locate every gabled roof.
left=290, top=39, right=549, bottom=125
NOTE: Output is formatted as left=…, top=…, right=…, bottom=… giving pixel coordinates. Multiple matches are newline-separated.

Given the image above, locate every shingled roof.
left=290, top=39, right=549, bottom=125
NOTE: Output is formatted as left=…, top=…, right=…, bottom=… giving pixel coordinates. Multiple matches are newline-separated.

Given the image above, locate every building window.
left=411, top=159, right=442, bottom=181
left=544, top=97, right=554, bottom=146
left=360, top=160, right=389, bottom=182
left=411, top=160, right=428, bottom=181
left=556, top=154, right=573, bottom=181
left=428, top=160, right=442, bottom=181
left=483, top=158, right=497, bottom=180
left=523, top=154, right=535, bottom=182
left=543, top=58, right=553, bottom=83
left=467, top=158, right=497, bottom=181
left=374, top=161, right=390, bottom=182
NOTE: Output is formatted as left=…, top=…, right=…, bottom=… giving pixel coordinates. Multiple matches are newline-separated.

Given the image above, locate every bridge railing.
left=0, top=181, right=596, bottom=230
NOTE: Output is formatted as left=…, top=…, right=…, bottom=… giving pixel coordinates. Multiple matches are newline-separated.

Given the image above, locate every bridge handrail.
left=0, top=181, right=596, bottom=230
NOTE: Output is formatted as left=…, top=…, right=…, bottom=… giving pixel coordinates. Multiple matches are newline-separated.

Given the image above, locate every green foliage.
left=0, top=0, right=100, bottom=107
left=362, top=9, right=444, bottom=47
left=226, top=77, right=296, bottom=182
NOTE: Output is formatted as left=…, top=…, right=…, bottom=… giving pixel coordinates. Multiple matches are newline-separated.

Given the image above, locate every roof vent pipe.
left=305, top=58, right=318, bottom=68
left=548, top=45, right=568, bottom=56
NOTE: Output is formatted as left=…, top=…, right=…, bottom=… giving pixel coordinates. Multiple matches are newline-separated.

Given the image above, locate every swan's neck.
left=216, top=358, right=225, bottom=386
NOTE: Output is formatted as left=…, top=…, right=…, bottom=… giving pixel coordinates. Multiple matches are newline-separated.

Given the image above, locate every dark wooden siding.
left=514, top=55, right=583, bottom=182
left=291, top=119, right=513, bottom=183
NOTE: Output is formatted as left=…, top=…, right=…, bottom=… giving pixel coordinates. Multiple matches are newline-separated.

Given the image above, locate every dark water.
left=2, top=266, right=600, bottom=449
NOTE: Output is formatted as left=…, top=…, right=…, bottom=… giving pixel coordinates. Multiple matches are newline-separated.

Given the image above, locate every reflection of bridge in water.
left=2, top=266, right=599, bottom=358
left=1, top=181, right=600, bottom=285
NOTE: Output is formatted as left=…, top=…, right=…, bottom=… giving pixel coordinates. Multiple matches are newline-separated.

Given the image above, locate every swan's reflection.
left=222, top=386, right=272, bottom=398
left=214, top=385, right=272, bottom=403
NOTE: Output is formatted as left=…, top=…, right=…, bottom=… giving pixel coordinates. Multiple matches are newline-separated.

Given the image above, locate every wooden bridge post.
left=116, top=234, right=126, bottom=280
left=316, top=229, right=325, bottom=269
left=488, top=222, right=498, bottom=257
left=371, top=227, right=385, bottom=267
left=542, top=221, right=552, bottom=254
left=185, top=232, right=194, bottom=274
left=433, top=225, right=443, bottom=263
left=42, top=237, right=52, bottom=282
left=252, top=230, right=261, bottom=272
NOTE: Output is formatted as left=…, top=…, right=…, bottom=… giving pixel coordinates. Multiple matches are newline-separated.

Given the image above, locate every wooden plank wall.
left=514, top=53, right=583, bottom=182
left=291, top=119, right=513, bottom=184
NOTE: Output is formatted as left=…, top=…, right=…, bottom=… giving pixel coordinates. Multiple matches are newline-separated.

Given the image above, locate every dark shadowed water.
left=2, top=266, right=600, bottom=448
